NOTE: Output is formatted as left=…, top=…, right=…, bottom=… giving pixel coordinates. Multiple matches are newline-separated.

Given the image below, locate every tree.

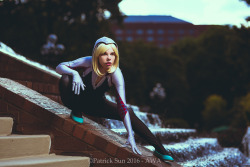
left=202, top=95, right=228, bottom=130
left=241, top=0, right=250, bottom=5
left=231, top=92, right=250, bottom=127
left=216, top=92, right=249, bottom=148
left=0, top=0, right=124, bottom=64
left=240, top=0, right=250, bottom=21
left=170, top=25, right=250, bottom=127
left=118, top=41, right=189, bottom=118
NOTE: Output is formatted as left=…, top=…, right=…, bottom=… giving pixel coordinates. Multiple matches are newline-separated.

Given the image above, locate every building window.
left=116, top=37, right=123, bottom=41
left=158, top=44, right=164, bottom=48
left=168, top=37, right=174, bottom=41
left=115, top=29, right=123, bottom=35
left=136, top=37, right=143, bottom=41
left=157, top=29, right=164, bottom=34
left=147, top=29, right=154, bottom=34
left=157, top=37, right=164, bottom=41
left=126, top=36, right=133, bottom=41
left=126, top=29, right=132, bottom=34
left=179, top=29, right=184, bottom=34
left=189, top=29, right=194, bottom=34
left=147, top=37, right=154, bottom=42
left=168, top=30, right=174, bottom=34
left=136, top=29, right=144, bottom=35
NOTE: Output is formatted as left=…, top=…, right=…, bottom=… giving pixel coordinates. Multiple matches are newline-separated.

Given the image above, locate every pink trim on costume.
left=116, top=90, right=128, bottom=120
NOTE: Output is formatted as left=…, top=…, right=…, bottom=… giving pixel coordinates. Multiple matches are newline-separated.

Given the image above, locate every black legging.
left=59, top=74, right=168, bottom=155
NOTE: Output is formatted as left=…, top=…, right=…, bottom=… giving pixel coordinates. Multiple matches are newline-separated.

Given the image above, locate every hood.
left=93, top=36, right=117, bottom=52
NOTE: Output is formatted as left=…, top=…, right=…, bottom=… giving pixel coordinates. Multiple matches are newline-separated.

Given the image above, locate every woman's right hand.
left=72, top=73, right=86, bottom=95
left=126, top=135, right=142, bottom=155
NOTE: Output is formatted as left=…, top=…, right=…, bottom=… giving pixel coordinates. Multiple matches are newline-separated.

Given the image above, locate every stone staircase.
left=0, top=77, right=176, bottom=167
left=0, top=117, right=90, bottom=167
left=4, top=42, right=248, bottom=166
left=0, top=48, right=177, bottom=167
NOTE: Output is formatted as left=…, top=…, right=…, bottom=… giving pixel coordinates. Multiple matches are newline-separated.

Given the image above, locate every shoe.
left=70, top=113, right=84, bottom=124
left=153, top=150, right=174, bottom=162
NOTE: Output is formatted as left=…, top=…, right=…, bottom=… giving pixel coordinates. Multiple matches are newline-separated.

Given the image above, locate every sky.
left=118, top=0, right=250, bottom=27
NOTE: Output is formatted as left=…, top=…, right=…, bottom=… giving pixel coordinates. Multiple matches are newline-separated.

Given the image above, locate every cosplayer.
left=56, top=37, right=174, bottom=162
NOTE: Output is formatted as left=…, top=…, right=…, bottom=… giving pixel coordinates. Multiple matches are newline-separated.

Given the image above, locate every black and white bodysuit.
left=58, top=56, right=168, bottom=155
left=58, top=56, right=128, bottom=120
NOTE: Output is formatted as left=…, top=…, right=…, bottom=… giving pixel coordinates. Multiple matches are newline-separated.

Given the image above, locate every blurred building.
left=111, top=15, right=210, bottom=48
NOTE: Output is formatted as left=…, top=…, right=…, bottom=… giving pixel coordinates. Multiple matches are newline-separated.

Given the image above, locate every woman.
left=56, top=36, right=174, bottom=162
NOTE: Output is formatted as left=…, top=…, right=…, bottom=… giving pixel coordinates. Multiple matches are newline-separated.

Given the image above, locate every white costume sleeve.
left=111, top=68, right=141, bottom=154
left=56, top=56, right=92, bottom=75
left=56, top=56, right=92, bottom=95
left=111, top=68, right=133, bottom=133
left=111, top=67, right=127, bottom=104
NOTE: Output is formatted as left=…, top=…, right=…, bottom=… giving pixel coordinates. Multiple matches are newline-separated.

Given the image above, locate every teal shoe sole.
left=153, top=150, right=174, bottom=162
left=70, top=113, right=84, bottom=124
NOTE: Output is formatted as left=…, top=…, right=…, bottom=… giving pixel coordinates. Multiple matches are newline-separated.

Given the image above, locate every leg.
left=91, top=99, right=168, bottom=155
left=83, top=98, right=122, bottom=120
left=59, top=74, right=84, bottom=117
left=127, top=107, right=168, bottom=155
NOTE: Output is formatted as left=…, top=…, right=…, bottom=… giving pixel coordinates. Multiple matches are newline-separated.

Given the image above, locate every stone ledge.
left=0, top=77, right=179, bottom=167
left=0, top=52, right=60, bottom=83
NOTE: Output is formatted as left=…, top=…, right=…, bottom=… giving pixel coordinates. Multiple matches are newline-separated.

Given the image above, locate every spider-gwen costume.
left=58, top=58, right=128, bottom=120
left=56, top=37, right=174, bottom=161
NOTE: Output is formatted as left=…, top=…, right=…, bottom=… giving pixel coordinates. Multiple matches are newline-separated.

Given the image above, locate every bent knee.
left=61, top=74, right=72, bottom=83
left=59, top=74, right=72, bottom=88
left=128, top=107, right=136, bottom=116
left=61, top=74, right=71, bottom=82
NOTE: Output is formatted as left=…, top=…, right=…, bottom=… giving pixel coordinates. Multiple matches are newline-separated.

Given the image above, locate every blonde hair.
left=92, top=43, right=119, bottom=77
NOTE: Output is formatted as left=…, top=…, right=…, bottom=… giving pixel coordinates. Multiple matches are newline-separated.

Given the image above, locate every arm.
left=112, top=68, right=141, bottom=155
left=56, top=56, right=92, bottom=94
left=56, top=56, right=92, bottom=75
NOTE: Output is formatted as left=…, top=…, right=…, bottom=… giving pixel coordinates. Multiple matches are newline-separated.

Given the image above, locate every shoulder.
left=85, top=56, right=92, bottom=61
left=111, top=67, right=123, bottom=77
left=79, top=56, right=92, bottom=64
left=72, top=56, right=92, bottom=66
left=110, top=67, right=124, bottom=86
left=85, top=56, right=92, bottom=65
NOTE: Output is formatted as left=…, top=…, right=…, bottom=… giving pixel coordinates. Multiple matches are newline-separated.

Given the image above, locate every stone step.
left=111, top=128, right=196, bottom=144
left=148, top=128, right=196, bottom=143
left=0, top=134, right=51, bottom=159
left=144, top=137, right=222, bottom=162
left=0, top=154, right=90, bottom=167
left=180, top=148, right=247, bottom=167
left=243, top=158, right=250, bottom=167
left=0, top=117, right=13, bottom=136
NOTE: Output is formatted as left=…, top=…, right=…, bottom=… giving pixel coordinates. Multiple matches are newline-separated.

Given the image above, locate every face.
left=98, top=47, right=116, bottom=73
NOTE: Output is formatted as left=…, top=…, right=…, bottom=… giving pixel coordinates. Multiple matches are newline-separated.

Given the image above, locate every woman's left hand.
left=126, top=135, right=142, bottom=155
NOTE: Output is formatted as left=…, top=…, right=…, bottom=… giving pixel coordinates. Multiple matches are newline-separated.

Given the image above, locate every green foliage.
left=202, top=95, right=229, bottom=130
left=239, top=93, right=250, bottom=116
left=169, top=25, right=250, bottom=126
left=163, top=118, right=190, bottom=128
left=210, top=93, right=249, bottom=149
left=230, top=92, right=250, bottom=127
left=214, top=92, right=249, bottom=149
left=118, top=41, right=189, bottom=118
left=241, top=0, right=250, bottom=5
left=0, top=0, right=123, bottom=64
left=216, top=127, right=246, bottom=149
